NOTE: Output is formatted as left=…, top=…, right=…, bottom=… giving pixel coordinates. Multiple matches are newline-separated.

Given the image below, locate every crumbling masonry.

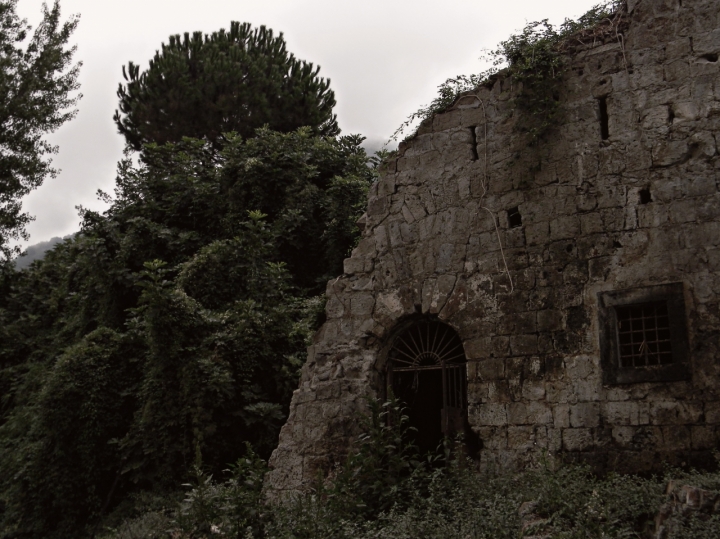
left=266, top=0, right=720, bottom=494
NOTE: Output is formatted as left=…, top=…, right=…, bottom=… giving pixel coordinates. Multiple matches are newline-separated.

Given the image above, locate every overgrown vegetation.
left=392, top=0, right=625, bottom=143
left=100, top=399, right=720, bottom=539
left=0, top=9, right=375, bottom=535
left=0, top=129, right=374, bottom=538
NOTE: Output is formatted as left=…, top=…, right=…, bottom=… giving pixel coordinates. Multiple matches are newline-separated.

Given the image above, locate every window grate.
left=599, top=283, right=689, bottom=384
left=615, top=301, right=672, bottom=367
left=387, top=320, right=468, bottom=449
left=388, top=320, right=465, bottom=372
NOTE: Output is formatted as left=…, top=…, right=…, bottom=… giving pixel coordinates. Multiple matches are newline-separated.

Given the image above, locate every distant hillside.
left=14, top=234, right=75, bottom=270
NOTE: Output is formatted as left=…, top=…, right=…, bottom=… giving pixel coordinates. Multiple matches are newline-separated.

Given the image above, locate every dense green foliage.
left=114, top=22, right=338, bottom=152
left=0, top=0, right=81, bottom=260
left=101, top=399, right=720, bottom=539
left=392, top=0, right=623, bottom=143
left=0, top=129, right=374, bottom=538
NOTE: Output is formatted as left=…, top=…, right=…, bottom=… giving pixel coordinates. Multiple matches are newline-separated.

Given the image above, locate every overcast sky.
left=15, top=0, right=602, bottom=248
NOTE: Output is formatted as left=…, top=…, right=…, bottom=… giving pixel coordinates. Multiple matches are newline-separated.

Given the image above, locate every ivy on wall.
left=391, top=0, right=626, bottom=144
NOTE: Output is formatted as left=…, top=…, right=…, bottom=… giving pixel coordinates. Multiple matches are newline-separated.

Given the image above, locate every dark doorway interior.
left=392, top=368, right=444, bottom=455
left=387, top=320, right=468, bottom=456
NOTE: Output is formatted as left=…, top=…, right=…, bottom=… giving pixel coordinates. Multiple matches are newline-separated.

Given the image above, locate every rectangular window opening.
left=598, top=282, right=690, bottom=384
left=507, top=206, right=522, bottom=228
left=598, top=96, right=610, bottom=140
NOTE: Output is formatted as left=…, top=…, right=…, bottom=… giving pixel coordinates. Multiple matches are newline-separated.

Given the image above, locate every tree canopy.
left=0, top=129, right=374, bottom=537
left=114, top=22, right=339, bottom=152
left=0, top=0, right=81, bottom=260
left=0, top=12, right=371, bottom=536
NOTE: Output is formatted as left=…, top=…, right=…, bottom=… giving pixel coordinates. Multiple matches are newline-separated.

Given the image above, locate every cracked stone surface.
left=265, top=0, right=720, bottom=495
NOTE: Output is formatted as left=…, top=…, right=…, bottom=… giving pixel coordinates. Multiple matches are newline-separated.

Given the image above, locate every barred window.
left=616, top=301, right=672, bottom=367
left=599, top=283, right=690, bottom=384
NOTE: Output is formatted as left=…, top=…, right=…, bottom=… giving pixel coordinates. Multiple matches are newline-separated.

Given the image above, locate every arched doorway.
left=386, top=319, right=467, bottom=455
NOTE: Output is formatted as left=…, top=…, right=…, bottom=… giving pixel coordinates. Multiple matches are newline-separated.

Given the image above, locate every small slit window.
left=598, top=96, right=609, bottom=140
left=469, top=127, right=479, bottom=161
left=598, top=283, right=690, bottom=384
left=507, top=206, right=522, bottom=228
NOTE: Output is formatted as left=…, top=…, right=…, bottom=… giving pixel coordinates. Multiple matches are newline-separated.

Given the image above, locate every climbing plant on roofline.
left=391, top=0, right=625, bottom=144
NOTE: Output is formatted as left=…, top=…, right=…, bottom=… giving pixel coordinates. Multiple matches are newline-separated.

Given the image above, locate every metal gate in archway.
left=386, top=319, right=467, bottom=454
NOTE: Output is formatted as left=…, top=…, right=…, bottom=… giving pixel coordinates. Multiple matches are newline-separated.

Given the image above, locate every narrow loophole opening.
left=469, top=127, right=479, bottom=161
left=507, top=206, right=522, bottom=228
left=701, top=52, right=718, bottom=62
left=598, top=96, right=609, bottom=140
left=639, top=188, right=652, bottom=204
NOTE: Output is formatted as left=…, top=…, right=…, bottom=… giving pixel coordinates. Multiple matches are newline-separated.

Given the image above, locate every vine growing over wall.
left=391, top=0, right=625, bottom=143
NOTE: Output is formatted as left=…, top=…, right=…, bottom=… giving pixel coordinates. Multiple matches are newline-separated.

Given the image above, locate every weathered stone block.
left=349, top=293, right=375, bottom=317
left=650, top=401, right=703, bottom=425
left=691, top=425, right=717, bottom=450
left=433, top=109, right=462, bottom=132
left=570, top=402, right=601, bottom=428
left=537, top=309, right=563, bottom=331
left=487, top=380, right=512, bottom=403
left=602, top=401, right=649, bottom=426
left=472, top=403, right=508, bottom=426
left=521, top=380, right=546, bottom=401
left=507, top=426, right=535, bottom=450
left=693, top=29, right=720, bottom=55
left=343, top=257, right=365, bottom=275
left=525, top=221, right=550, bottom=246
left=464, top=337, right=492, bottom=359
left=510, top=334, right=538, bottom=356
left=661, top=425, right=691, bottom=451
left=325, top=297, right=345, bottom=318
left=550, top=215, right=581, bottom=241
left=563, top=428, right=594, bottom=452
left=704, top=401, right=720, bottom=423
left=652, top=139, right=690, bottom=167
left=611, top=426, right=636, bottom=447
left=473, top=426, right=508, bottom=450
left=508, top=402, right=552, bottom=425
left=476, top=357, right=505, bottom=380
left=553, top=404, right=571, bottom=428
left=543, top=427, right=564, bottom=452
left=571, top=377, right=601, bottom=402
left=373, top=225, right=389, bottom=254
left=315, top=381, right=341, bottom=401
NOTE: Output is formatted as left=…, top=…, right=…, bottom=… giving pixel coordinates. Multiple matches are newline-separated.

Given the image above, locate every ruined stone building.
left=266, top=0, right=720, bottom=494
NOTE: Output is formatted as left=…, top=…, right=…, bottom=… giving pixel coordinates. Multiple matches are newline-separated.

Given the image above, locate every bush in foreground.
left=101, top=400, right=720, bottom=539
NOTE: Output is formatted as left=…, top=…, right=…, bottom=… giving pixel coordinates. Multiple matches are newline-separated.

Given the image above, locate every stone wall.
left=265, top=0, right=720, bottom=494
